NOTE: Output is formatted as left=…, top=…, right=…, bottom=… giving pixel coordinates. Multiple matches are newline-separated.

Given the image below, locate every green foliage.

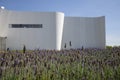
left=106, top=46, right=112, bottom=49
left=0, top=47, right=120, bottom=80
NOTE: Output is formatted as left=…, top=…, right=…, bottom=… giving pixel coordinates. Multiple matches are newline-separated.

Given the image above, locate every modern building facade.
left=0, top=9, right=105, bottom=50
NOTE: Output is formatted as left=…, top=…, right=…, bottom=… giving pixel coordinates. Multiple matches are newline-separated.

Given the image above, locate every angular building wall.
left=0, top=9, right=64, bottom=50
left=0, top=9, right=9, bottom=37
left=61, top=16, right=105, bottom=49
left=0, top=9, right=105, bottom=50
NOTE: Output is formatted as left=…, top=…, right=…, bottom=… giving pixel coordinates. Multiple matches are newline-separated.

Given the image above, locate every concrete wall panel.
left=62, top=16, right=105, bottom=49
left=0, top=9, right=105, bottom=50
left=1, top=10, right=64, bottom=50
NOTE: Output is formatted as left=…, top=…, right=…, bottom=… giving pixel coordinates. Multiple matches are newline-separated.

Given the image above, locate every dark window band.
left=9, top=24, right=43, bottom=28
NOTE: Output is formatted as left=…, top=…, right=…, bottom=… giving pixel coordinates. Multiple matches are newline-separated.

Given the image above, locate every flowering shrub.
left=0, top=47, right=120, bottom=80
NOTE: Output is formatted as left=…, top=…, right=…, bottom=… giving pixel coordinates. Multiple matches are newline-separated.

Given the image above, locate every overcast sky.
left=0, top=0, right=120, bottom=46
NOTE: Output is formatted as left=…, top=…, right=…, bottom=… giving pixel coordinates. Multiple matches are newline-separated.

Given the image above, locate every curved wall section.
left=62, top=16, right=105, bottom=49
left=5, top=11, right=64, bottom=50
left=0, top=9, right=105, bottom=50
left=55, top=12, right=64, bottom=50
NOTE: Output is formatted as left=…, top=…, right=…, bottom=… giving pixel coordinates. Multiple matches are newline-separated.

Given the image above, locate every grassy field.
left=0, top=47, right=120, bottom=80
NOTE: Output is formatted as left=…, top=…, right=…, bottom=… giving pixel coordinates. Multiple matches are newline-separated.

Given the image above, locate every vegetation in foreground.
left=0, top=47, right=120, bottom=80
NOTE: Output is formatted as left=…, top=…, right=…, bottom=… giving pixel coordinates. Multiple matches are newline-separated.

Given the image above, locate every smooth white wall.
left=0, top=10, right=64, bottom=50
left=0, top=9, right=105, bottom=50
left=55, top=12, right=64, bottom=50
left=0, top=9, right=9, bottom=37
left=62, top=16, right=105, bottom=49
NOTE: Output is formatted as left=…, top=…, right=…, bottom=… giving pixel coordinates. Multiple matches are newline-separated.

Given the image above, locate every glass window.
left=9, top=24, right=43, bottom=28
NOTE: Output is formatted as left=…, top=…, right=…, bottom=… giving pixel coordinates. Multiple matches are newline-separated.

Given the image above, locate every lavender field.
left=0, top=47, right=120, bottom=80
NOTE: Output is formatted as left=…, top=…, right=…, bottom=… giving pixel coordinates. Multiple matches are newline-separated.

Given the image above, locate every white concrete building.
left=0, top=9, right=105, bottom=50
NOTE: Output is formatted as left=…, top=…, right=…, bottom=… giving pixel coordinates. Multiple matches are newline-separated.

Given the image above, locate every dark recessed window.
left=9, top=24, right=43, bottom=28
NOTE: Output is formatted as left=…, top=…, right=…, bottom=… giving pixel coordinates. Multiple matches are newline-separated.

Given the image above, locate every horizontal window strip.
left=9, top=24, right=43, bottom=28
